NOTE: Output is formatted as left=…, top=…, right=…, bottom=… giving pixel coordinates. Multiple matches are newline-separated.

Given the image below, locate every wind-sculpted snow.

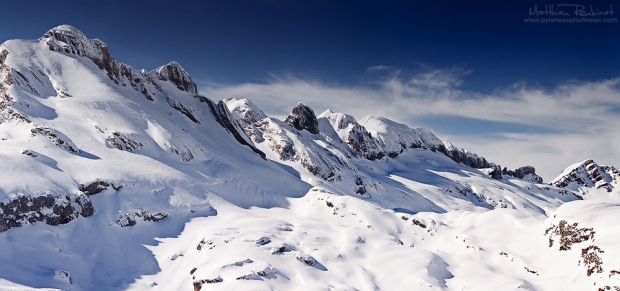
left=0, top=25, right=618, bottom=290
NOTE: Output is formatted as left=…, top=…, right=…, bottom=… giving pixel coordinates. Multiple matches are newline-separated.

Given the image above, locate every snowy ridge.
left=0, top=25, right=618, bottom=290
left=551, top=159, right=620, bottom=197
left=223, top=98, right=575, bottom=213
left=224, top=97, right=540, bottom=191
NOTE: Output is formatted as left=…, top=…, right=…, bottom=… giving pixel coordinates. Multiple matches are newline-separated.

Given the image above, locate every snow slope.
left=0, top=25, right=617, bottom=291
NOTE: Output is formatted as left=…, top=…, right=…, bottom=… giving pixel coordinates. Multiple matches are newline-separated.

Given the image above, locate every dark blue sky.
left=0, top=0, right=617, bottom=93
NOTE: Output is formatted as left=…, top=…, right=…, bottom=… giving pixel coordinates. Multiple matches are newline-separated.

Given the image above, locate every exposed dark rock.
left=502, top=165, right=543, bottom=183
left=43, top=25, right=121, bottom=83
left=272, top=244, right=293, bottom=255
left=53, top=270, right=72, bottom=284
left=285, top=103, right=320, bottom=134
left=171, top=146, right=195, bottom=162
left=105, top=132, right=143, bottom=151
left=412, top=219, right=427, bottom=228
left=21, top=149, right=38, bottom=157
left=201, top=97, right=266, bottom=159
left=354, top=176, right=367, bottom=195
left=552, top=159, right=618, bottom=192
left=582, top=245, right=604, bottom=276
left=155, top=61, right=198, bottom=94
left=115, top=210, right=168, bottom=227
left=31, top=127, right=79, bottom=153
left=0, top=49, right=8, bottom=65
left=346, top=124, right=385, bottom=160
left=79, top=181, right=122, bottom=195
left=166, top=97, right=200, bottom=124
left=545, top=220, right=595, bottom=251
left=296, top=255, right=318, bottom=266
left=489, top=166, right=503, bottom=180
left=0, top=193, right=94, bottom=232
left=193, top=277, right=223, bottom=291
left=436, top=144, right=494, bottom=169
left=42, top=25, right=194, bottom=102
left=255, top=236, right=271, bottom=246
left=0, top=56, right=33, bottom=125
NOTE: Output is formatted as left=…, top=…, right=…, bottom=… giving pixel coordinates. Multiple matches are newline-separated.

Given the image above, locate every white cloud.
left=200, top=68, right=620, bottom=181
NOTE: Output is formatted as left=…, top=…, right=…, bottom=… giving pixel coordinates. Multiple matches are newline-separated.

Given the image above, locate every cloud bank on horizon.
left=201, top=68, right=620, bottom=181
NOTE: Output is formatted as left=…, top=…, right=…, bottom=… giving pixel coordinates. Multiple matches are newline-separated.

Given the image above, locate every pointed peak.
left=556, top=159, right=596, bottom=178
left=551, top=159, right=619, bottom=192
left=285, top=102, right=319, bottom=134
left=41, top=25, right=99, bottom=50
left=318, top=109, right=334, bottom=118
left=159, top=60, right=182, bottom=69
left=41, top=25, right=114, bottom=71
left=154, top=61, right=197, bottom=94
left=156, top=61, right=187, bottom=75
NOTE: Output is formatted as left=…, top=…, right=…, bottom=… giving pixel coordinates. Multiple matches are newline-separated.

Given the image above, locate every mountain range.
left=0, top=25, right=618, bottom=291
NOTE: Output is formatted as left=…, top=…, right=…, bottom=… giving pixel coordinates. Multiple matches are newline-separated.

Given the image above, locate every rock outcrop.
left=31, top=127, right=80, bottom=153
left=502, top=165, right=543, bottom=183
left=0, top=193, right=94, bottom=232
left=438, top=142, right=494, bottom=169
left=285, top=103, right=320, bottom=134
left=155, top=61, right=198, bottom=94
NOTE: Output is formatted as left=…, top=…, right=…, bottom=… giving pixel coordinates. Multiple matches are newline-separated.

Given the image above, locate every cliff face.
left=285, top=102, right=320, bottom=134
left=502, top=166, right=544, bottom=183
left=0, top=193, right=93, bottom=232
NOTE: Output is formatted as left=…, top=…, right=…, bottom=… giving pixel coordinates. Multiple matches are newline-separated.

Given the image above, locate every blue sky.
left=1, top=0, right=619, bottom=180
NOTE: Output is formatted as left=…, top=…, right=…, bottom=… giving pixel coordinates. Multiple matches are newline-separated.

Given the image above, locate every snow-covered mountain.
left=0, top=25, right=619, bottom=291
left=550, top=159, right=620, bottom=198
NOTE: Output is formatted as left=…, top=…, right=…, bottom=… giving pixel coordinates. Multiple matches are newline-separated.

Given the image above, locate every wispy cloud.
left=200, top=68, right=620, bottom=181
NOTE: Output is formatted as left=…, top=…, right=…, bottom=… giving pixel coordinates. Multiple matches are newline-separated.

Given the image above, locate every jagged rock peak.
left=41, top=25, right=198, bottom=96
left=43, top=24, right=88, bottom=41
left=285, top=102, right=320, bottom=134
left=437, top=140, right=494, bottom=169
left=154, top=61, right=198, bottom=95
left=486, top=165, right=543, bottom=183
left=502, top=165, right=543, bottom=183
left=42, top=24, right=109, bottom=61
left=551, top=159, right=619, bottom=192
left=41, top=24, right=124, bottom=84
